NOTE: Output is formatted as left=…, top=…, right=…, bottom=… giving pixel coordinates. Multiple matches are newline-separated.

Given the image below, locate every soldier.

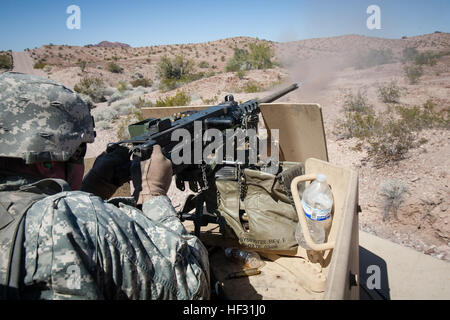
left=0, top=72, right=210, bottom=300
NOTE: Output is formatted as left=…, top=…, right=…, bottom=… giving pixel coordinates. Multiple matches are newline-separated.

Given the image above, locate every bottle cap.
left=316, top=174, right=327, bottom=182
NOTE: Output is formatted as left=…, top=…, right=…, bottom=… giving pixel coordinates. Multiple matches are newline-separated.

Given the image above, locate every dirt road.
left=12, top=51, right=45, bottom=76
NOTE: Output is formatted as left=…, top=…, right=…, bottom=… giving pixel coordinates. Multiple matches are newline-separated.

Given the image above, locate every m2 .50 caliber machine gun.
left=108, top=83, right=300, bottom=235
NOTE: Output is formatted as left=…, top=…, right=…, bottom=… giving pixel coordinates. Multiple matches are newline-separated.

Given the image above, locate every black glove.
left=81, top=145, right=131, bottom=199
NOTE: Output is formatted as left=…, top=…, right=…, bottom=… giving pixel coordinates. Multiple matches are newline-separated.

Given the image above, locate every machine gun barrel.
left=258, top=82, right=299, bottom=104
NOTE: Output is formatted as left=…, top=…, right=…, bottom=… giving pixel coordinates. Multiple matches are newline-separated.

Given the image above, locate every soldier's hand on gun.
left=81, top=145, right=131, bottom=199
left=131, top=145, right=173, bottom=204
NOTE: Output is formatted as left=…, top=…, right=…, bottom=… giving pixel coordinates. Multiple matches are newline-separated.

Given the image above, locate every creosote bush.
left=404, top=64, right=423, bottom=84
left=236, top=69, right=245, bottom=79
left=130, top=77, right=152, bottom=88
left=156, top=55, right=216, bottom=91
left=33, top=60, right=47, bottom=69
left=366, top=117, right=416, bottom=165
left=134, top=97, right=154, bottom=109
left=396, top=100, right=450, bottom=131
left=155, top=91, right=191, bottom=107
left=225, top=42, right=274, bottom=72
left=108, top=62, right=123, bottom=73
left=77, top=60, right=87, bottom=72
left=0, top=54, right=13, bottom=69
left=334, top=90, right=449, bottom=166
left=157, top=55, right=194, bottom=91
left=247, top=42, right=275, bottom=70
left=198, top=61, right=209, bottom=69
left=378, top=81, right=401, bottom=104
left=343, top=89, right=371, bottom=113
left=414, top=51, right=439, bottom=66
left=334, top=108, right=381, bottom=140
left=74, top=77, right=106, bottom=103
left=242, top=82, right=264, bottom=93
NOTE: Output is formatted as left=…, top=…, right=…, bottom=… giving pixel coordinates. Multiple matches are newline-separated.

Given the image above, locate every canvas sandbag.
left=214, top=162, right=305, bottom=251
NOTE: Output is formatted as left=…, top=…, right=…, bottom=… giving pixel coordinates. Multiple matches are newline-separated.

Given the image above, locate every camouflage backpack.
left=0, top=179, right=70, bottom=299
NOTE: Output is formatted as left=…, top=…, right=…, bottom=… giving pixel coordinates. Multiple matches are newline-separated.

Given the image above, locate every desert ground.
left=3, top=32, right=449, bottom=261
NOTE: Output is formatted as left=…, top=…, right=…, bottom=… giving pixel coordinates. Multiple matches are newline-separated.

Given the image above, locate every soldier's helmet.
left=0, top=72, right=96, bottom=164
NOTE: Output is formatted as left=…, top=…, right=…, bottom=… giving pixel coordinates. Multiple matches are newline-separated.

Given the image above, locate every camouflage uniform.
left=0, top=72, right=210, bottom=300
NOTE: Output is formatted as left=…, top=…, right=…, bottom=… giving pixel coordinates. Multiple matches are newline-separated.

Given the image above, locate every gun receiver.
left=109, top=83, right=300, bottom=163
left=107, top=83, right=300, bottom=235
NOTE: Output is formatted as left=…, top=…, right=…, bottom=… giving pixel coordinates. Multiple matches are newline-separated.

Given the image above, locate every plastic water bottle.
left=224, top=248, right=265, bottom=269
left=295, top=174, right=333, bottom=250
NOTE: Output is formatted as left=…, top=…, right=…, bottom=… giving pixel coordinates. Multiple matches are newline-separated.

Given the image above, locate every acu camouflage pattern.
left=21, top=191, right=210, bottom=300
left=0, top=72, right=95, bottom=164
left=0, top=175, right=210, bottom=300
left=0, top=190, right=46, bottom=299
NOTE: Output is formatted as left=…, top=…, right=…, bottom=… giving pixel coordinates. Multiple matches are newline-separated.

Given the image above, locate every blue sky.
left=1, top=0, right=449, bottom=51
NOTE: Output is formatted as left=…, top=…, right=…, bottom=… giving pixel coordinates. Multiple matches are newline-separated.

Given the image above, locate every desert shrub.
left=116, top=104, right=137, bottom=116
left=334, top=108, right=381, bottom=140
left=243, top=82, right=264, bottom=93
left=77, top=60, right=87, bottom=72
left=92, top=108, right=119, bottom=122
left=95, top=120, right=112, bottom=130
left=74, top=77, right=106, bottom=103
left=225, top=43, right=274, bottom=72
left=201, top=95, right=219, bottom=105
left=157, top=55, right=194, bottom=80
left=414, top=51, right=438, bottom=66
left=33, top=60, right=47, bottom=69
left=130, top=77, right=152, bottom=88
left=134, top=97, right=154, bottom=109
left=379, top=179, right=408, bottom=221
left=378, top=81, right=401, bottom=104
left=343, top=89, right=371, bottom=113
left=0, top=54, right=12, bottom=69
left=198, top=61, right=209, bottom=68
left=225, top=48, right=251, bottom=72
left=103, top=87, right=117, bottom=97
left=247, top=42, right=274, bottom=70
left=117, top=81, right=129, bottom=93
left=155, top=91, right=191, bottom=107
left=108, top=62, right=123, bottom=73
left=334, top=91, right=449, bottom=166
left=355, top=49, right=395, bottom=69
left=396, top=100, right=450, bottom=131
left=205, top=71, right=216, bottom=78
left=157, top=55, right=195, bottom=90
left=404, top=64, right=423, bottom=84
left=108, top=91, right=125, bottom=105
left=237, top=69, right=245, bottom=79
left=366, top=117, right=416, bottom=165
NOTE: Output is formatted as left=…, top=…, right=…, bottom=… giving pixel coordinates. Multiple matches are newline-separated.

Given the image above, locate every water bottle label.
left=302, top=199, right=331, bottom=221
